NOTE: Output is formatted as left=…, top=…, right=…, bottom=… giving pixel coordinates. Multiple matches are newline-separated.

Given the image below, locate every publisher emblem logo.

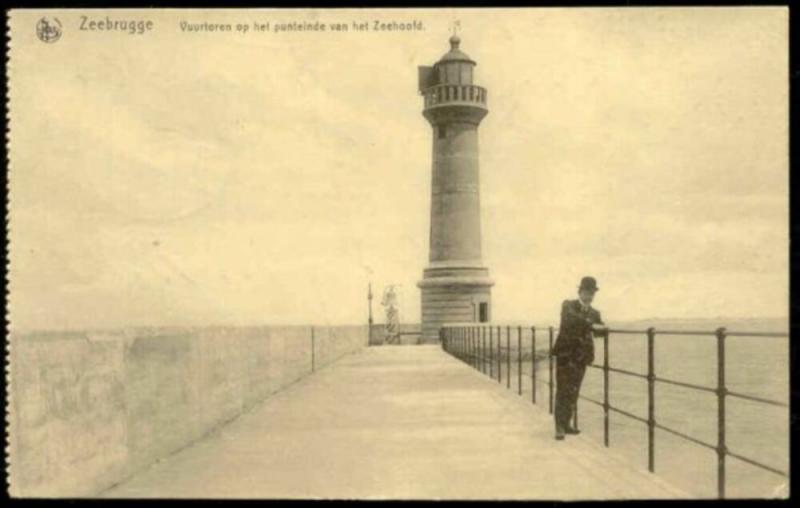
left=36, top=17, right=62, bottom=43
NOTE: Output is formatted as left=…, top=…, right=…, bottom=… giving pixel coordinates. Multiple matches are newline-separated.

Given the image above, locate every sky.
left=8, top=8, right=788, bottom=330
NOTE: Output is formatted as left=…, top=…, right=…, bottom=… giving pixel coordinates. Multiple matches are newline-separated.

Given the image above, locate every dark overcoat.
left=552, top=299, right=604, bottom=365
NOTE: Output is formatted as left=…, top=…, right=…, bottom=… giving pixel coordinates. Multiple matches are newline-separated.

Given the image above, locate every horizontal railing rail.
left=439, top=324, right=789, bottom=499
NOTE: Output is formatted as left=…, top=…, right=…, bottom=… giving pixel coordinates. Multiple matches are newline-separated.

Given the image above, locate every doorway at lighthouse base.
left=418, top=285, right=491, bottom=343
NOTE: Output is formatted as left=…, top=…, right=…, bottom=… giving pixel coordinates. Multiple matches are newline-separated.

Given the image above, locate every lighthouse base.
left=417, top=263, right=494, bottom=344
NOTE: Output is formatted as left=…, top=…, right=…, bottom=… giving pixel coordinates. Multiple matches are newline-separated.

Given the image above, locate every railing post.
left=464, top=326, right=467, bottom=366
left=462, top=327, right=465, bottom=361
left=478, top=325, right=483, bottom=373
left=472, top=326, right=476, bottom=369
left=647, top=327, right=656, bottom=472
left=476, top=326, right=480, bottom=370
left=518, top=326, right=523, bottom=395
left=469, top=325, right=478, bottom=369
left=489, top=326, right=494, bottom=378
left=506, top=326, right=511, bottom=389
left=467, top=327, right=471, bottom=366
left=716, top=327, right=727, bottom=499
left=462, top=327, right=466, bottom=362
left=461, top=326, right=464, bottom=361
left=548, top=326, right=554, bottom=415
left=497, top=326, right=502, bottom=383
left=474, top=326, right=479, bottom=369
left=481, top=326, right=486, bottom=374
left=311, top=326, right=316, bottom=372
left=460, top=327, right=463, bottom=360
left=472, top=326, right=477, bottom=369
left=531, top=326, right=537, bottom=404
left=468, top=326, right=472, bottom=367
left=603, top=329, right=610, bottom=447
left=463, top=327, right=467, bottom=363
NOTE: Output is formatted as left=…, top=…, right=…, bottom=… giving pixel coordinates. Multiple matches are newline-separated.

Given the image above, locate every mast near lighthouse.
left=417, top=34, right=494, bottom=343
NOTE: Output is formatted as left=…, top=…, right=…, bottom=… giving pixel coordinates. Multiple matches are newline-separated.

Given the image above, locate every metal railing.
left=422, top=83, right=487, bottom=108
left=439, top=324, right=789, bottom=499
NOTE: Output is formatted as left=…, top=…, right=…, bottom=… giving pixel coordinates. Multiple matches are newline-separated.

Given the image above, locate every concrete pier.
left=101, top=345, right=686, bottom=499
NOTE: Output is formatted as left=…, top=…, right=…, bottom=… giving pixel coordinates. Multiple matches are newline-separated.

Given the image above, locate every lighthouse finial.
left=450, top=20, right=461, bottom=49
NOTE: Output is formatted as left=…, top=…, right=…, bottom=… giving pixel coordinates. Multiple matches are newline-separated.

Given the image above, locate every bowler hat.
left=579, top=276, right=599, bottom=292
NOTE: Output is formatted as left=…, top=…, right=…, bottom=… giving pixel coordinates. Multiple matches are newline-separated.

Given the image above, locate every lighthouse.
left=417, top=35, right=493, bottom=343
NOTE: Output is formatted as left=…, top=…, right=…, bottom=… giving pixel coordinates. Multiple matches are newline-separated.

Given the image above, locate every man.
left=551, top=276, right=607, bottom=440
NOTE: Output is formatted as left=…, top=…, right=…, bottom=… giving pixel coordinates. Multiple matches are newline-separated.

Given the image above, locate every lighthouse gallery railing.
left=439, top=324, right=788, bottom=499
left=422, top=84, right=487, bottom=108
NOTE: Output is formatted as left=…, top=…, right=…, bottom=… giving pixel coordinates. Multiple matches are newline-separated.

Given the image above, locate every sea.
left=489, top=317, right=789, bottom=499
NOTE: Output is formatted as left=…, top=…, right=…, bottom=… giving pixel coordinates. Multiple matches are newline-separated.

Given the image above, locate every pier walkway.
left=101, top=345, right=687, bottom=499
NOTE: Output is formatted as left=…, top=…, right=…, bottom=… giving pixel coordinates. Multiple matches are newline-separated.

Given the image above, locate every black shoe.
left=555, top=426, right=566, bottom=440
left=565, top=426, right=581, bottom=435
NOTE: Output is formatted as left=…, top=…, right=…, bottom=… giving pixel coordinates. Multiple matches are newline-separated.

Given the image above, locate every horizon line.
left=8, top=315, right=789, bottom=336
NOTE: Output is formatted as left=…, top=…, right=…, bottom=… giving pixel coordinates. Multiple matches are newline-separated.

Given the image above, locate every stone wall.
left=7, top=325, right=367, bottom=497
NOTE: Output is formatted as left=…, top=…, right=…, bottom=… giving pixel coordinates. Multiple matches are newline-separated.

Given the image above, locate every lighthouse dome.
left=438, top=34, right=475, bottom=65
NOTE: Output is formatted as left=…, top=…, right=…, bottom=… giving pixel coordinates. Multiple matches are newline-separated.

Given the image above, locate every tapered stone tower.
left=417, top=35, right=493, bottom=343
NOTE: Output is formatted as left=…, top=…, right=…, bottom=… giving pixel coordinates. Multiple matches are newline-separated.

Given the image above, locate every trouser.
left=554, top=356, right=587, bottom=429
